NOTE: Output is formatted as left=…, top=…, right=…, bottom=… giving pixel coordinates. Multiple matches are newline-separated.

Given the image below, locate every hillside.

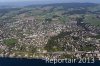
left=0, top=3, right=100, bottom=59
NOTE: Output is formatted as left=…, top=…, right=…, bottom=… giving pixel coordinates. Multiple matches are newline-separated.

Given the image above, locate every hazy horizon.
left=0, top=0, right=99, bottom=7
left=0, top=0, right=100, bottom=3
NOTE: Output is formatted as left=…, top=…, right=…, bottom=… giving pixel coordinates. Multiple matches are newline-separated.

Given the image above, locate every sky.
left=0, top=0, right=100, bottom=3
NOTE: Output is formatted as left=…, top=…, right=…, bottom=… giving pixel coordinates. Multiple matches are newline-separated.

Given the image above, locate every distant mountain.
left=0, top=2, right=34, bottom=9
left=27, top=3, right=98, bottom=9
left=0, top=2, right=99, bottom=9
left=0, top=1, right=54, bottom=9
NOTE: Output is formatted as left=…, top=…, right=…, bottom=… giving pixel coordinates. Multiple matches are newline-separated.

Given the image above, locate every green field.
left=84, top=14, right=100, bottom=26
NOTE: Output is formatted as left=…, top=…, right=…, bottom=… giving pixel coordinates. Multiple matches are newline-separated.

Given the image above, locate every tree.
left=3, top=38, right=17, bottom=47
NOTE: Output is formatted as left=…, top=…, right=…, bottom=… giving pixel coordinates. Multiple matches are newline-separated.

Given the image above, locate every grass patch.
left=3, top=38, right=17, bottom=47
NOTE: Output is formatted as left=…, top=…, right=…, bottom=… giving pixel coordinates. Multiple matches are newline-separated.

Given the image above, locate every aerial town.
left=0, top=3, right=100, bottom=60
